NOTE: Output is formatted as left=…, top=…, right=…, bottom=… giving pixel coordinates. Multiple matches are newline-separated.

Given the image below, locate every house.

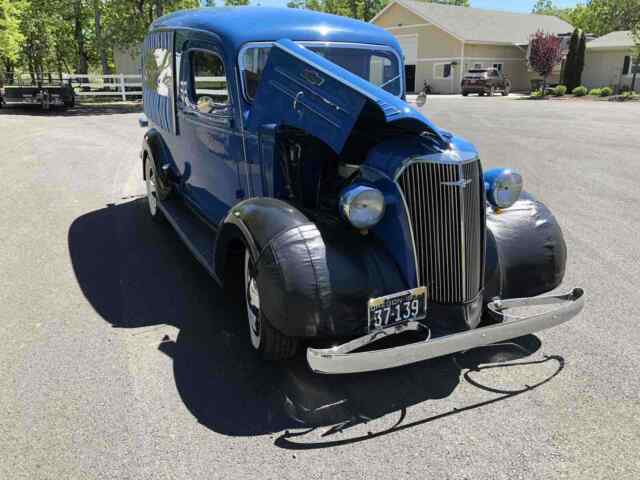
left=582, top=31, right=638, bottom=90
left=371, top=0, right=573, bottom=93
left=114, top=46, right=142, bottom=75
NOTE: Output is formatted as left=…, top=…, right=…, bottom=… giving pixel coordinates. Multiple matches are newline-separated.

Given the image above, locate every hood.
left=247, top=39, right=446, bottom=154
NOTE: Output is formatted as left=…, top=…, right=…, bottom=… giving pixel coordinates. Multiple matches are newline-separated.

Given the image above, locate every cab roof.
left=151, top=7, right=402, bottom=56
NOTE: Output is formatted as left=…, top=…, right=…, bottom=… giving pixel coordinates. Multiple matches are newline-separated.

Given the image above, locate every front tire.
left=244, top=249, right=297, bottom=360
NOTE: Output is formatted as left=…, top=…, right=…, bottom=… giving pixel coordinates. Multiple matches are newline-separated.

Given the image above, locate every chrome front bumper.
left=307, top=288, right=585, bottom=375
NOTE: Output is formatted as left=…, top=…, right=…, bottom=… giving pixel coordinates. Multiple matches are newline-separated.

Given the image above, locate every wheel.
left=462, top=91, right=468, bottom=97
left=244, top=249, right=298, bottom=360
left=479, top=91, right=485, bottom=96
left=488, top=86, right=495, bottom=97
left=502, top=86, right=510, bottom=96
left=145, top=156, right=169, bottom=222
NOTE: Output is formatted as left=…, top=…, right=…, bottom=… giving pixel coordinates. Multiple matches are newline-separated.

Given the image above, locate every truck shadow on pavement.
left=68, top=198, right=562, bottom=447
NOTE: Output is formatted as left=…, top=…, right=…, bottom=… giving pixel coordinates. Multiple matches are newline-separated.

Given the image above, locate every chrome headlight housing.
left=484, top=168, right=523, bottom=209
left=340, top=185, right=385, bottom=229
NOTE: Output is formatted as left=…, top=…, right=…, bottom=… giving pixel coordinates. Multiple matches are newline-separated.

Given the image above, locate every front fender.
left=215, top=198, right=407, bottom=338
left=484, top=192, right=567, bottom=300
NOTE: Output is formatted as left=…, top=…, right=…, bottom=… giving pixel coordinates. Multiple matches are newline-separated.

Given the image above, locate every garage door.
left=396, top=35, right=418, bottom=65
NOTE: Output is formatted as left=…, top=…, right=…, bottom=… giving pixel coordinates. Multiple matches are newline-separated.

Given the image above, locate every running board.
left=157, top=198, right=220, bottom=284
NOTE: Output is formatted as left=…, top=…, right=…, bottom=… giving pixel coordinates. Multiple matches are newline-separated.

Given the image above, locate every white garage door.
left=396, top=35, right=418, bottom=65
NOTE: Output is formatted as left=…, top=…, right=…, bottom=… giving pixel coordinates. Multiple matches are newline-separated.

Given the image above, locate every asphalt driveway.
left=1, top=97, right=638, bottom=479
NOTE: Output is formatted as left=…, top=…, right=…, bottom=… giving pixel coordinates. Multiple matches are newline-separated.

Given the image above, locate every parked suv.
left=461, top=68, right=510, bottom=96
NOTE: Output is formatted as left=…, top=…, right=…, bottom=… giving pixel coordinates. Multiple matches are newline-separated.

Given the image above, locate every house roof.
left=587, top=30, right=635, bottom=50
left=375, top=0, right=574, bottom=45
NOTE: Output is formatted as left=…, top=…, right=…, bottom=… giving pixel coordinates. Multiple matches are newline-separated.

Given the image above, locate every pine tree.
left=563, top=28, right=579, bottom=91
left=575, top=29, right=586, bottom=88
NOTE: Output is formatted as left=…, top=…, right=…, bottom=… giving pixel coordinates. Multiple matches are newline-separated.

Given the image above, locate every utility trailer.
left=0, top=73, right=75, bottom=110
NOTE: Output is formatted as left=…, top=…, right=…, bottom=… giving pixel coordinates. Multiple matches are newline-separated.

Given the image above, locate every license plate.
left=367, top=287, right=427, bottom=331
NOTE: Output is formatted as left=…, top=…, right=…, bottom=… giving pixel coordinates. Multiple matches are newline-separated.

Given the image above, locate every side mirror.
left=138, top=114, right=149, bottom=128
left=416, top=92, right=427, bottom=107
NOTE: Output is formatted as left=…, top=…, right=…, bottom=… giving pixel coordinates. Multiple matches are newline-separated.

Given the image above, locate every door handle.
left=293, top=91, right=304, bottom=111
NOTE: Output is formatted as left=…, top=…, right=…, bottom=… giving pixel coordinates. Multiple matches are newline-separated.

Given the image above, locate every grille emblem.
left=442, top=178, right=472, bottom=188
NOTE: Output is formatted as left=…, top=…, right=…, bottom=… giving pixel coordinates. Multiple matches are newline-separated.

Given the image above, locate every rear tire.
left=462, top=91, right=468, bottom=96
left=244, top=249, right=298, bottom=361
left=145, top=155, right=170, bottom=223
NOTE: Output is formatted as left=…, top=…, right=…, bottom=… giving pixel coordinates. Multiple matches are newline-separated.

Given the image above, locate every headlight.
left=484, top=168, right=523, bottom=209
left=340, top=185, right=385, bottom=229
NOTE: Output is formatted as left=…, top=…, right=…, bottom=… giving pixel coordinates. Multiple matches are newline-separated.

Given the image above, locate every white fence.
left=61, top=74, right=228, bottom=101
left=62, top=73, right=142, bottom=101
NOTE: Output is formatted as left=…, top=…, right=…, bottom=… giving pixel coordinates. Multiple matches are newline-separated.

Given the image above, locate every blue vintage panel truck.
left=139, top=7, right=584, bottom=374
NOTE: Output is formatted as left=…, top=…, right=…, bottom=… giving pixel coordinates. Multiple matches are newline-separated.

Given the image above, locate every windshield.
left=240, top=43, right=402, bottom=101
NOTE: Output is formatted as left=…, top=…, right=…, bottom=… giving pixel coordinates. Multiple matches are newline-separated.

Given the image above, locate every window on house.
left=189, top=50, right=229, bottom=114
left=434, top=63, right=452, bottom=79
left=473, top=63, right=483, bottom=69
left=622, top=56, right=631, bottom=75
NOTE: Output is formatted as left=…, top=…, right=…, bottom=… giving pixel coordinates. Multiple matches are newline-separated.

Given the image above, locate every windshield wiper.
left=379, top=74, right=401, bottom=89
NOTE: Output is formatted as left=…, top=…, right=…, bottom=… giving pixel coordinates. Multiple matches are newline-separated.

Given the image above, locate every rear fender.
left=141, top=128, right=174, bottom=190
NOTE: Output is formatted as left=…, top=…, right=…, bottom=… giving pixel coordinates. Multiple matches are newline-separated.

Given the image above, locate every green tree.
left=631, top=23, right=640, bottom=91
left=562, top=28, right=585, bottom=91
left=576, top=27, right=586, bottom=86
left=225, top=0, right=249, bottom=5
left=0, top=0, right=25, bottom=81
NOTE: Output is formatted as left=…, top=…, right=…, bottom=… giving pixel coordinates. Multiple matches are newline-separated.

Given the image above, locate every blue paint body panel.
left=139, top=7, right=526, bottom=339
left=152, top=7, right=403, bottom=61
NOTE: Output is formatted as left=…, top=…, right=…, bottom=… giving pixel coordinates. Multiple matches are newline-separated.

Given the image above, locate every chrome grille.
left=397, top=159, right=484, bottom=304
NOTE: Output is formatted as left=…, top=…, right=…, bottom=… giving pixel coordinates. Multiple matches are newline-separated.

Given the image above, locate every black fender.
left=140, top=128, right=175, bottom=195
left=484, top=192, right=567, bottom=301
left=215, top=198, right=407, bottom=338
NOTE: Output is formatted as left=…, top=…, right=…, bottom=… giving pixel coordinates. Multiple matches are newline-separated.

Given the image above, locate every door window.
left=188, top=50, right=229, bottom=115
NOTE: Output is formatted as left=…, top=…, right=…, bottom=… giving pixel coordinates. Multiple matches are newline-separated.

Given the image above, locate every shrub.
left=589, top=88, right=602, bottom=96
left=552, top=85, right=567, bottom=96
left=572, top=85, right=587, bottom=96
left=600, top=86, right=612, bottom=97
left=531, top=89, right=545, bottom=98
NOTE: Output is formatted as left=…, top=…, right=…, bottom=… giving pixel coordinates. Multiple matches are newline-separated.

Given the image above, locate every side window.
left=241, top=46, right=272, bottom=101
left=189, top=50, right=229, bottom=114
left=143, top=47, right=173, bottom=97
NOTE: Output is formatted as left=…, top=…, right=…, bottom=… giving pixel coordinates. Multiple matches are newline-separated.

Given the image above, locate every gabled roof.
left=373, top=0, right=573, bottom=45
left=587, top=30, right=635, bottom=50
